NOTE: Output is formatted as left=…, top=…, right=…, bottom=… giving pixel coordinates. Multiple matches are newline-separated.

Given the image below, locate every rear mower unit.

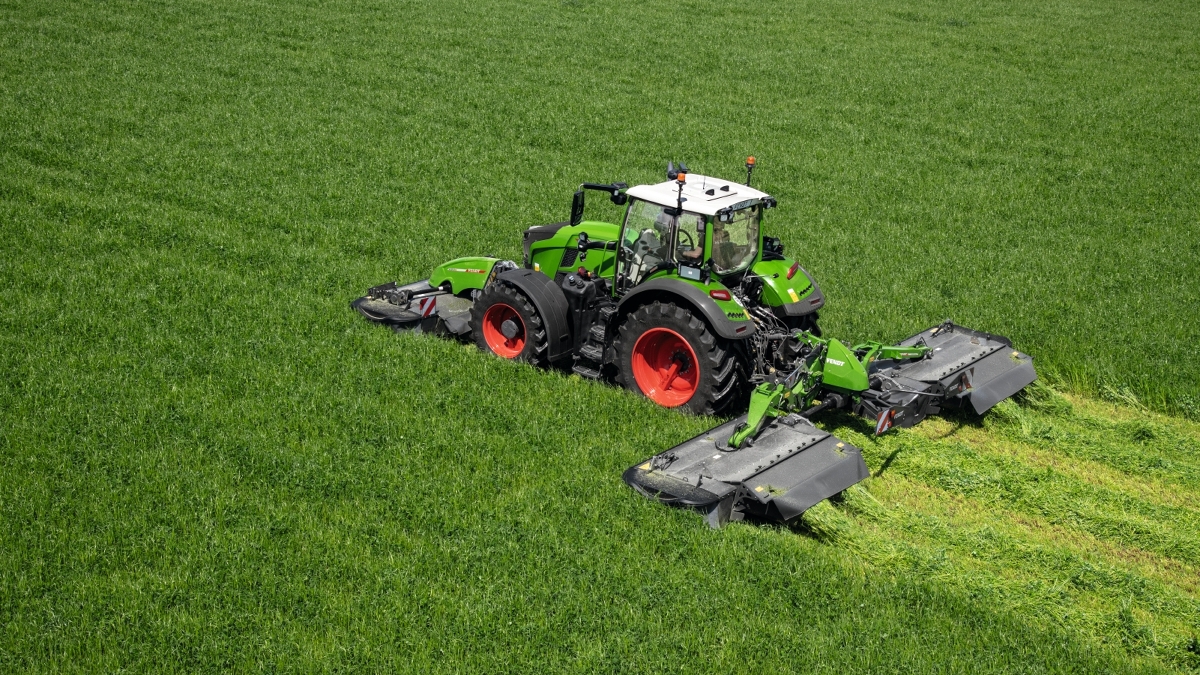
left=623, top=321, right=1036, bottom=527
left=353, top=159, right=1037, bottom=527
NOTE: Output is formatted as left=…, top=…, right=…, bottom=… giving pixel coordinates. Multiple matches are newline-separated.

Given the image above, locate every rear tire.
left=470, top=282, right=549, bottom=366
left=614, top=301, right=743, bottom=415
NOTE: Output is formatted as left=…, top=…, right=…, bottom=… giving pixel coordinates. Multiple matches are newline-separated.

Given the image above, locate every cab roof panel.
left=624, top=174, right=773, bottom=216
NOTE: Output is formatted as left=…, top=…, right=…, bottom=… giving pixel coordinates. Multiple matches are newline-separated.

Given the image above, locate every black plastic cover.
left=523, top=222, right=569, bottom=268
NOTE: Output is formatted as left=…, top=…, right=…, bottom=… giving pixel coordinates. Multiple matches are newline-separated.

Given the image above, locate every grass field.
left=2, top=0, right=1199, bottom=671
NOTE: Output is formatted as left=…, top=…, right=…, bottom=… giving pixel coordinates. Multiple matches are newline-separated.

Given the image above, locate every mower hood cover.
left=885, top=323, right=1037, bottom=415
left=624, top=415, right=868, bottom=527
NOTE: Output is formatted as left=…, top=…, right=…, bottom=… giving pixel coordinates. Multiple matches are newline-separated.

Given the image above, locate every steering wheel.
left=677, top=228, right=695, bottom=254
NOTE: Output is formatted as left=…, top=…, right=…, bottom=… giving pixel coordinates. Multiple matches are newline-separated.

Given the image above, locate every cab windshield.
left=710, top=204, right=761, bottom=274
left=618, top=199, right=706, bottom=289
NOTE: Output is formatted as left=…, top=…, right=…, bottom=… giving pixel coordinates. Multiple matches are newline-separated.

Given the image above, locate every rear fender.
left=496, top=268, right=573, bottom=363
left=752, top=258, right=824, bottom=316
left=617, top=277, right=755, bottom=340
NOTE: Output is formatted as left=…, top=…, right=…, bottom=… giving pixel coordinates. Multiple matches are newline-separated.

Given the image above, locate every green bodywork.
left=520, top=196, right=811, bottom=320
left=522, top=217, right=751, bottom=320
left=752, top=258, right=818, bottom=307
left=429, top=257, right=501, bottom=294
left=727, top=332, right=933, bottom=448
left=821, top=339, right=870, bottom=392
left=527, top=221, right=620, bottom=279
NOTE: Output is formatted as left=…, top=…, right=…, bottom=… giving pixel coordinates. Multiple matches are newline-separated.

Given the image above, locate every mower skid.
left=883, top=322, right=1037, bottom=415
left=351, top=280, right=474, bottom=336
left=624, top=414, right=868, bottom=527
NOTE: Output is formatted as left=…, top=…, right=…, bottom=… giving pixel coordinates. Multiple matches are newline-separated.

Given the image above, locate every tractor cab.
left=617, top=174, right=774, bottom=292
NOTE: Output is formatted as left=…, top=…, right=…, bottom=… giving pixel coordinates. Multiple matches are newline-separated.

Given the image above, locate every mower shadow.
left=813, top=405, right=986, bottom=480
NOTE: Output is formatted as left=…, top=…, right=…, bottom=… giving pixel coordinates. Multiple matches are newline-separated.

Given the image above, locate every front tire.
left=614, top=301, right=743, bottom=415
left=470, top=282, right=549, bottom=366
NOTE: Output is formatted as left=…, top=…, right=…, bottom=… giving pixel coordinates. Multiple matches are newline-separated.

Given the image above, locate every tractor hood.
left=625, top=174, right=773, bottom=216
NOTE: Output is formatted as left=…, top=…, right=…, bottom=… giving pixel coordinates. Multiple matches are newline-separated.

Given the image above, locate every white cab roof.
left=624, top=174, right=772, bottom=216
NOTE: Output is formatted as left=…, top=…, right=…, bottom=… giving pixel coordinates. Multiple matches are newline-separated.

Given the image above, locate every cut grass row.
left=806, top=386, right=1200, bottom=671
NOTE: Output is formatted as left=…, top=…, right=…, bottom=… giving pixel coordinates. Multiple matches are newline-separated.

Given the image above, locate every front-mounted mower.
left=353, top=159, right=1037, bottom=527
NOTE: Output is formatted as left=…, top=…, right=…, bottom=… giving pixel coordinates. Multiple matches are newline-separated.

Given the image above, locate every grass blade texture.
left=2, top=0, right=1198, bottom=671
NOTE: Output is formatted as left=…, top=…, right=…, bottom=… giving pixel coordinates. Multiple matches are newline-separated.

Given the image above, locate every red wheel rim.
left=631, top=328, right=699, bottom=407
left=482, top=303, right=526, bottom=358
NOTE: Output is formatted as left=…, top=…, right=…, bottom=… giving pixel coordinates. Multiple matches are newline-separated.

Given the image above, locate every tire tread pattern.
left=469, top=282, right=550, bottom=367
left=614, top=301, right=745, bottom=415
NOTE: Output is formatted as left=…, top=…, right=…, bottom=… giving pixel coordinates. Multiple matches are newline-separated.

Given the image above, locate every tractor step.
left=623, top=414, right=868, bottom=527
left=572, top=364, right=602, bottom=380
left=578, top=343, right=604, bottom=363
left=588, top=324, right=607, bottom=343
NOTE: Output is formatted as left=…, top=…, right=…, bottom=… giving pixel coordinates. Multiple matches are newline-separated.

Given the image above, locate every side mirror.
left=570, top=190, right=585, bottom=226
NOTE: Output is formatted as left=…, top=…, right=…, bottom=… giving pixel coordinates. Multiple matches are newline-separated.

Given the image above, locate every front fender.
left=617, top=277, right=755, bottom=340
left=496, top=268, right=573, bottom=363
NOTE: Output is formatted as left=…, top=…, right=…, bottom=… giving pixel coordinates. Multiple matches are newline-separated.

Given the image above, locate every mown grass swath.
left=2, top=0, right=1198, bottom=671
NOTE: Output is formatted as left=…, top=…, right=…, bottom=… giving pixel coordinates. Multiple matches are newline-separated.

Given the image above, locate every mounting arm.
left=728, top=336, right=827, bottom=449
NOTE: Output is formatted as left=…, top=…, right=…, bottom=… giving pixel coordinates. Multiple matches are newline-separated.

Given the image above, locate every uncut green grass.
left=3, top=0, right=1200, bottom=671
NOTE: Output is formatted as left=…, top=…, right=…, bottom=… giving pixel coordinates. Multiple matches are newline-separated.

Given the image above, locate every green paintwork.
left=644, top=273, right=751, bottom=321
left=821, top=339, right=870, bottom=392
left=729, top=382, right=786, bottom=448
left=858, top=342, right=933, bottom=365
left=752, top=258, right=816, bottom=307
left=429, top=257, right=500, bottom=293
left=728, top=331, right=931, bottom=448
left=527, top=221, right=621, bottom=279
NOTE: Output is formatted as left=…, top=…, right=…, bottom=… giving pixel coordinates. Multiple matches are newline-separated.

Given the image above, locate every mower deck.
left=623, top=415, right=868, bottom=527
left=625, top=322, right=1036, bottom=527
left=351, top=280, right=473, bottom=336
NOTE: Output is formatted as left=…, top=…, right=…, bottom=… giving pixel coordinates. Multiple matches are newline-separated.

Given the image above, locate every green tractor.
left=353, top=159, right=1037, bottom=526
left=354, top=159, right=824, bottom=415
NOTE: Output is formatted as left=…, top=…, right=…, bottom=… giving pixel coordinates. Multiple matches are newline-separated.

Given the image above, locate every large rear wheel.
left=615, top=301, right=743, bottom=415
left=470, top=282, right=549, bottom=366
